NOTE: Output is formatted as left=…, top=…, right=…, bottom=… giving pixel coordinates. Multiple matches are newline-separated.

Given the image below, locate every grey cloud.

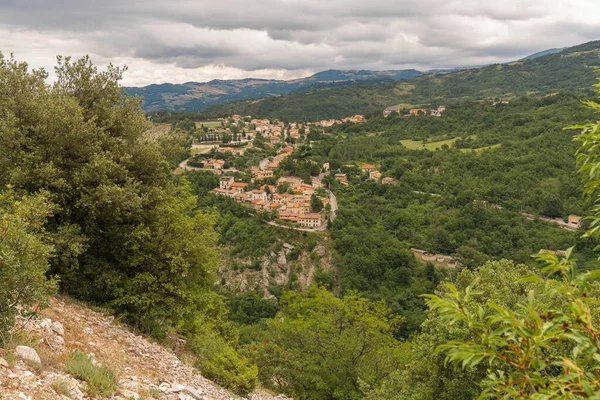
left=0, top=0, right=598, bottom=84
left=133, top=45, right=236, bottom=63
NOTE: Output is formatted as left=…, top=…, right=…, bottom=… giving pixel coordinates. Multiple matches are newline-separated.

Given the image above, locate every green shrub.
left=0, top=190, right=57, bottom=342
left=65, top=350, right=117, bottom=397
left=192, top=333, right=258, bottom=396
left=51, top=380, right=71, bottom=396
left=288, top=247, right=301, bottom=260
left=249, top=260, right=262, bottom=271
left=314, top=268, right=335, bottom=289
left=199, top=345, right=258, bottom=396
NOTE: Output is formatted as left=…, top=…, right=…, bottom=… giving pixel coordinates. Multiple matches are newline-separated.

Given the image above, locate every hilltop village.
left=179, top=105, right=583, bottom=245
left=182, top=115, right=367, bottom=229
left=180, top=113, right=427, bottom=229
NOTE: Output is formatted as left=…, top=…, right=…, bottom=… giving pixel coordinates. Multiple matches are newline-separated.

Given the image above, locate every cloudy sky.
left=0, top=0, right=598, bottom=87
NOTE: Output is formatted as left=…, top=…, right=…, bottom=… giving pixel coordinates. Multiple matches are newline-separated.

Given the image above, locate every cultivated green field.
left=191, top=144, right=218, bottom=155
left=400, top=135, right=498, bottom=152
left=460, top=144, right=502, bottom=153
left=400, top=137, right=459, bottom=150
left=195, top=120, right=223, bottom=128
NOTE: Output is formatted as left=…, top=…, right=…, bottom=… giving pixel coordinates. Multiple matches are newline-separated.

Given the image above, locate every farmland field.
left=399, top=135, right=497, bottom=152
left=195, top=120, right=223, bottom=128
left=400, top=137, right=459, bottom=150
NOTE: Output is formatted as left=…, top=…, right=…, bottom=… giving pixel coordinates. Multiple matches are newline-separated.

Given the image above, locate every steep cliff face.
left=218, top=236, right=336, bottom=297
left=0, top=298, right=287, bottom=400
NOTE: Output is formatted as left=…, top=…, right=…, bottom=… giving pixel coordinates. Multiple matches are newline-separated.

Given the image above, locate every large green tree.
left=245, top=286, right=408, bottom=400
left=0, top=53, right=219, bottom=334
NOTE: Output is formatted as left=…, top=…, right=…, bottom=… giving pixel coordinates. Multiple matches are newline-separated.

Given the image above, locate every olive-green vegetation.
left=65, top=350, right=118, bottom=397
left=0, top=190, right=57, bottom=342
left=423, top=253, right=600, bottom=399
left=321, top=93, right=597, bottom=219
left=0, top=54, right=256, bottom=394
left=244, top=286, right=408, bottom=400
left=366, top=260, right=561, bottom=399
left=331, top=182, right=582, bottom=335
left=204, top=40, right=600, bottom=121
left=367, top=80, right=600, bottom=399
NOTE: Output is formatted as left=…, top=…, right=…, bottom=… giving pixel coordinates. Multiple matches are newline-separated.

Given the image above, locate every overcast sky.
left=0, top=0, right=598, bottom=87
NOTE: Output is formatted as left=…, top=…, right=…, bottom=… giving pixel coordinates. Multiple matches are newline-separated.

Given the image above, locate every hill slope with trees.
left=126, top=69, right=423, bottom=112
left=203, top=40, right=600, bottom=121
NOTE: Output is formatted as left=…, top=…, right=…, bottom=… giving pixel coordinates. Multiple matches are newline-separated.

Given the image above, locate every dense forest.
left=4, top=50, right=600, bottom=400
left=203, top=40, right=600, bottom=121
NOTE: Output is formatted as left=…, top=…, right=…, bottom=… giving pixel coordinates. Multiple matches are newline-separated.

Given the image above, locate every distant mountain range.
left=519, top=48, right=565, bottom=61
left=126, top=69, right=424, bottom=112
left=202, top=40, right=600, bottom=121
left=126, top=44, right=594, bottom=114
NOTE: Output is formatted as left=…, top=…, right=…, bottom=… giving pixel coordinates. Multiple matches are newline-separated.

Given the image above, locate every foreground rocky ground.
left=0, top=297, right=287, bottom=400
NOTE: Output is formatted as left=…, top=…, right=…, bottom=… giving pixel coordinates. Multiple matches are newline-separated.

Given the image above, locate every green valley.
left=5, top=36, right=600, bottom=400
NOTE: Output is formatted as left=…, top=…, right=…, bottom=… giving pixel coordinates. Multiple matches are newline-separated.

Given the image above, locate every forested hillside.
left=126, top=69, right=423, bottom=112
left=204, top=40, right=600, bottom=120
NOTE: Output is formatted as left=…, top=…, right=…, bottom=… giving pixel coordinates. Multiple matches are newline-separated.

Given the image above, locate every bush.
left=0, top=190, right=56, bottom=342
left=313, top=268, right=335, bottom=289
left=192, top=333, right=258, bottom=396
left=65, top=350, right=117, bottom=397
left=200, top=345, right=258, bottom=396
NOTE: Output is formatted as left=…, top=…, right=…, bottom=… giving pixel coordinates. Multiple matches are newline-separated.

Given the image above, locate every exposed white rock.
left=119, top=388, right=140, bottom=399
left=277, top=250, right=287, bottom=267
left=3, top=298, right=287, bottom=400
left=39, top=318, right=52, bottom=332
left=51, top=321, right=65, bottom=336
left=53, top=335, right=65, bottom=346
left=15, top=346, right=41, bottom=365
left=183, top=385, right=205, bottom=399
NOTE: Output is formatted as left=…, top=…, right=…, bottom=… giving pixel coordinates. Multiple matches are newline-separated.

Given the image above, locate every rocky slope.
left=0, top=297, right=286, bottom=400
left=219, top=236, right=336, bottom=297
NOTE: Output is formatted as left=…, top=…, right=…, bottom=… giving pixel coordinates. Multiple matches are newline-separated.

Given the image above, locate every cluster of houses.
left=314, top=115, right=367, bottom=127
left=256, top=146, right=294, bottom=174
left=334, top=164, right=398, bottom=185
left=411, top=248, right=461, bottom=268
left=227, top=114, right=367, bottom=141
left=383, top=105, right=446, bottom=117
left=211, top=174, right=327, bottom=229
left=202, top=158, right=225, bottom=170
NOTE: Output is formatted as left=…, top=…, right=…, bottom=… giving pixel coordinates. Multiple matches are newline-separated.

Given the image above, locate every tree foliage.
left=0, top=53, right=222, bottom=335
left=0, top=190, right=57, bottom=341
left=412, top=78, right=600, bottom=399
left=244, top=286, right=408, bottom=400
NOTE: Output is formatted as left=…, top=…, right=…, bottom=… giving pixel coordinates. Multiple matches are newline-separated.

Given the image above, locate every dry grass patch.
left=51, top=380, right=71, bottom=396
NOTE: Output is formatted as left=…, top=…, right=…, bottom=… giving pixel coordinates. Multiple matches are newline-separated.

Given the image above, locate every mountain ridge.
left=201, top=40, right=600, bottom=120
left=126, top=45, right=581, bottom=114
left=126, top=69, right=424, bottom=112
